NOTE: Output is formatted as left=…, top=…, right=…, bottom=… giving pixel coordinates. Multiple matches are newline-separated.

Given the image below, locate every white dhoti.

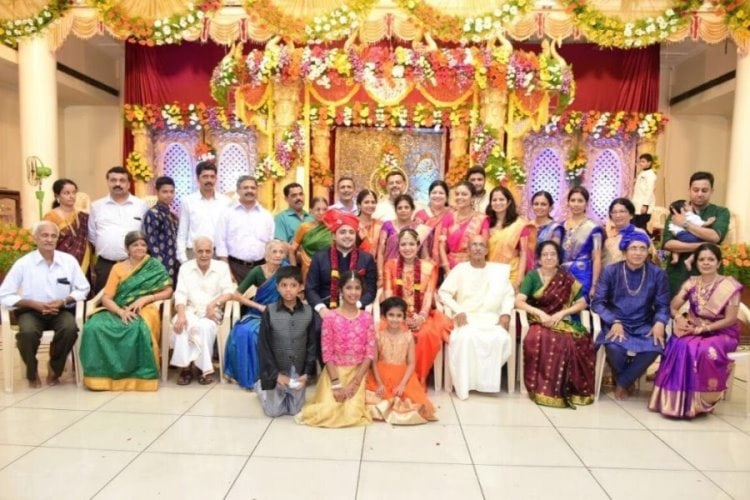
left=170, top=312, right=217, bottom=374
left=448, top=314, right=511, bottom=400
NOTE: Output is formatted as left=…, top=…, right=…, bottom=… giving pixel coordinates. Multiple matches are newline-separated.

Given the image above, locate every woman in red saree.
left=383, top=228, right=451, bottom=387
left=43, top=179, right=91, bottom=273
left=440, top=181, right=488, bottom=271
left=414, top=180, right=451, bottom=269
left=515, top=240, right=594, bottom=408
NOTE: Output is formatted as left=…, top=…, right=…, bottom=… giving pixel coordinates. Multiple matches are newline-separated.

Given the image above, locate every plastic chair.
left=223, top=286, right=258, bottom=384
left=2, top=301, right=85, bottom=393
left=725, top=303, right=750, bottom=415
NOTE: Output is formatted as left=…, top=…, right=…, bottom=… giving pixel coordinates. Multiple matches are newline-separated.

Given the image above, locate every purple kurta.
left=649, top=276, right=742, bottom=419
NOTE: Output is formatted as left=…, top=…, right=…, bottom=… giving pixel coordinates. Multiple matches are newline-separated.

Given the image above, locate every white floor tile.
left=94, top=452, right=245, bottom=500
left=0, top=447, right=136, bottom=500
left=253, top=417, right=365, bottom=460
left=452, top=394, right=552, bottom=427
left=97, top=385, right=210, bottom=415
left=0, top=386, right=44, bottom=407
left=0, top=444, right=33, bottom=469
left=541, top=399, right=645, bottom=430
left=357, top=461, right=483, bottom=500
left=559, top=428, right=692, bottom=470
left=428, top=391, right=459, bottom=425
left=0, top=407, right=87, bottom=445
left=186, top=383, right=267, bottom=418
left=363, top=423, right=471, bottom=464
left=704, top=471, right=750, bottom=500
left=226, top=457, right=359, bottom=500
left=476, top=465, right=609, bottom=500
left=624, top=405, right=739, bottom=432
left=717, top=414, right=750, bottom=434
left=655, top=430, right=750, bottom=471
left=149, top=415, right=269, bottom=455
left=463, top=425, right=582, bottom=466
left=591, top=468, right=732, bottom=500
left=13, top=384, right=119, bottom=411
left=45, top=411, right=178, bottom=451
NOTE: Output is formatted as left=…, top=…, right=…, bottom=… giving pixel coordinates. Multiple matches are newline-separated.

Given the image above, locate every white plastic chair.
left=224, top=286, right=258, bottom=384
left=2, top=301, right=85, bottom=393
left=725, top=303, right=750, bottom=415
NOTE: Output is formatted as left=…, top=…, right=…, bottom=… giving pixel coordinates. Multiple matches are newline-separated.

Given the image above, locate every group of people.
left=0, top=153, right=741, bottom=423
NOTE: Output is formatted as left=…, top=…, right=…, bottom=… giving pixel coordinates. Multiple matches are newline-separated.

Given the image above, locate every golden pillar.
left=256, top=126, right=275, bottom=209
left=311, top=123, right=331, bottom=200
left=450, top=126, right=469, bottom=163
left=273, top=81, right=303, bottom=212
left=480, top=88, right=509, bottom=191
left=131, top=127, right=152, bottom=197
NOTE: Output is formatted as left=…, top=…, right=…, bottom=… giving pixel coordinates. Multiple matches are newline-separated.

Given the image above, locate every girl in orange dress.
left=383, top=228, right=452, bottom=387
left=366, top=297, right=437, bottom=424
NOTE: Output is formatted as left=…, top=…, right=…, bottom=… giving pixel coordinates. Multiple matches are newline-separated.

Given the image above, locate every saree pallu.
left=294, top=222, right=332, bottom=282
left=445, top=213, right=488, bottom=269
left=358, top=219, right=382, bottom=254
left=522, top=269, right=594, bottom=408
left=365, top=362, right=437, bottom=424
left=81, top=257, right=172, bottom=391
left=649, top=277, right=742, bottom=418
left=561, top=220, right=603, bottom=298
left=44, top=210, right=91, bottom=272
left=224, top=274, right=280, bottom=389
left=488, top=218, right=537, bottom=283
left=537, top=221, right=563, bottom=244
left=296, top=365, right=371, bottom=428
left=415, top=208, right=451, bottom=265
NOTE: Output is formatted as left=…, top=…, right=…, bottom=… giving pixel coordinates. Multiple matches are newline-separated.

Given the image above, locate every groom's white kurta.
left=438, top=262, right=515, bottom=400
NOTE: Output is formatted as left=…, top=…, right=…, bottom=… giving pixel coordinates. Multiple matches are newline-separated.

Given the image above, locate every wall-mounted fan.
left=26, top=156, right=52, bottom=219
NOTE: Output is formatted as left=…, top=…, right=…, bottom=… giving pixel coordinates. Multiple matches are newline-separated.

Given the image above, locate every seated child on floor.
left=668, top=199, right=715, bottom=270
left=256, top=266, right=317, bottom=417
left=365, top=297, right=437, bottom=424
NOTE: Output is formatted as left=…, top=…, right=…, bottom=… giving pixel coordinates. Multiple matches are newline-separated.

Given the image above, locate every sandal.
left=177, top=370, right=193, bottom=385
left=198, top=373, right=214, bottom=385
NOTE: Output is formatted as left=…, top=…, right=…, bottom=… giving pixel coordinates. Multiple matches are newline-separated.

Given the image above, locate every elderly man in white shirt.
left=0, top=221, right=90, bottom=387
left=438, top=234, right=515, bottom=400
left=176, top=161, right=232, bottom=263
left=88, top=166, right=149, bottom=293
left=215, top=175, right=275, bottom=282
left=171, top=237, right=234, bottom=385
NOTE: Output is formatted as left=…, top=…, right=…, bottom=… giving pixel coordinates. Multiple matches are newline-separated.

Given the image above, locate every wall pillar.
left=726, top=50, right=750, bottom=241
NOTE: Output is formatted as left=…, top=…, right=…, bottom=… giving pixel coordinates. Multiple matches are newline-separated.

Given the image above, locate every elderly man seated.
left=592, top=230, right=670, bottom=400
left=437, top=235, right=515, bottom=400
left=171, top=237, right=234, bottom=385
left=0, top=221, right=90, bottom=387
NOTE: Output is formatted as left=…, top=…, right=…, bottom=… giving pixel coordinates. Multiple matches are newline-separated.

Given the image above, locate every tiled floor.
left=0, top=370, right=749, bottom=500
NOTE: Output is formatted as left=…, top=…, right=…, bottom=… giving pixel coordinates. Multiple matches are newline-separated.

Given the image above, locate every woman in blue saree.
left=561, top=186, right=604, bottom=300
left=224, top=240, right=288, bottom=388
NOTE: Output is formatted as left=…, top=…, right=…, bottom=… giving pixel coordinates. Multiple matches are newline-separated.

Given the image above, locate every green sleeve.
left=237, top=265, right=265, bottom=293
left=519, top=270, right=541, bottom=297
left=705, top=205, right=730, bottom=243
left=661, top=213, right=675, bottom=248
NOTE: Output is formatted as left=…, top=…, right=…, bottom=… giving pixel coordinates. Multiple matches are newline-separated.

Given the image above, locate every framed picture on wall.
left=0, top=190, right=21, bottom=227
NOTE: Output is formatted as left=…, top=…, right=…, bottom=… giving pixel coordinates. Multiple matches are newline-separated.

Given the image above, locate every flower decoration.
left=0, top=224, right=36, bottom=275
left=161, top=103, right=186, bottom=130
left=541, top=111, right=668, bottom=140
left=446, top=154, right=470, bottom=187
left=195, top=143, right=216, bottom=163
left=211, top=51, right=241, bottom=107
left=471, top=125, right=526, bottom=186
left=126, top=151, right=154, bottom=182
left=310, top=157, right=334, bottom=188
left=123, top=103, right=253, bottom=132
left=565, top=147, right=586, bottom=185
left=0, top=1, right=72, bottom=48
left=275, top=122, right=306, bottom=171
left=255, top=155, right=286, bottom=185
left=370, top=143, right=403, bottom=195
left=720, top=243, right=750, bottom=287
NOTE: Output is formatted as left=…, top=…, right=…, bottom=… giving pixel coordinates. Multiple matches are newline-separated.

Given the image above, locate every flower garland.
left=565, top=147, right=586, bottom=184
left=329, top=245, right=359, bottom=309
left=541, top=111, right=668, bottom=141
left=196, top=143, right=216, bottom=163
left=123, top=103, right=252, bottom=131
left=90, top=0, right=220, bottom=46
left=470, top=125, right=527, bottom=186
left=395, top=256, right=422, bottom=316
left=309, top=103, right=473, bottom=130
left=125, top=151, right=154, bottom=182
left=310, top=157, right=333, bottom=188
left=254, top=156, right=286, bottom=185
left=394, top=0, right=532, bottom=43
left=560, top=0, right=701, bottom=49
left=446, top=154, right=470, bottom=187
left=275, top=123, right=305, bottom=171
left=245, top=0, right=377, bottom=45
left=0, top=1, right=72, bottom=48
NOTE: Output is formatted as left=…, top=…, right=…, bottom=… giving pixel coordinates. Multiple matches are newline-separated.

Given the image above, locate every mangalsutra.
left=622, top=263, right=647, bottom=296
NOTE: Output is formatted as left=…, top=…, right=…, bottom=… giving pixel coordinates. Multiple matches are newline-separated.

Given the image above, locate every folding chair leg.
left=433, top=345, right=443, bottom=392
left=594, top=345, right=606, bottom=401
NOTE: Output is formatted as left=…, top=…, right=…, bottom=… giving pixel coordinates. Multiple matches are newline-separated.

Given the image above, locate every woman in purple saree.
left=649, top=243, right=742, bottom=419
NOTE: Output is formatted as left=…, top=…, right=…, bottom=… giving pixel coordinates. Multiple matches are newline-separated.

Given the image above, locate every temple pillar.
left=131, top=128, right=151, bottom=197
left=311, top=124, right=332, bottom=200
left=726, top=50, right=750, bottom=241
left=18, top=37, right=59, bottom=224
left=256, top=129, right=274, bottom=209
left=273, top=81, right=302, bottom=212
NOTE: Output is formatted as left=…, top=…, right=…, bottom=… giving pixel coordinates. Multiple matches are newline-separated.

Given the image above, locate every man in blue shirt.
left=274, top=182, right=313, bottom=243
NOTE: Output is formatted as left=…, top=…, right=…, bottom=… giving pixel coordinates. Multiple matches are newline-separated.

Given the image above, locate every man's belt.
left=228, top=256, right=266, bottom=267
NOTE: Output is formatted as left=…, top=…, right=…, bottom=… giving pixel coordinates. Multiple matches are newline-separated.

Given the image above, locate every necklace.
left=622, top=263, right=647, bottom=296
left=563, top=218, right=586, bottom=252
left=696, top=275, right=719, bottom=309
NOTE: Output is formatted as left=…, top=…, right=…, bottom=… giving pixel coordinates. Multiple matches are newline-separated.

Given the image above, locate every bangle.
left=331, top=383, right=343, bottom=390
left=613, top=320, right=622, bottom=324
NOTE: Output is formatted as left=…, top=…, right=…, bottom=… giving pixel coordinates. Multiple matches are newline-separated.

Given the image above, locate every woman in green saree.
left=289, top=197, right=332, bottom=282
left=81, top=231, right=173, bottom=391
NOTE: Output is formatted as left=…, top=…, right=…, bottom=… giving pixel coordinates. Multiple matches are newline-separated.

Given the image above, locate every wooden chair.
left=2, top=301, right=85, bottom=393
left=75, top=290, right=171, bottom=384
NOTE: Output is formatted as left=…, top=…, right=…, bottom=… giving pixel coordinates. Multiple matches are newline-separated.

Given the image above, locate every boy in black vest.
left=256, top=266, right=316, bottom=416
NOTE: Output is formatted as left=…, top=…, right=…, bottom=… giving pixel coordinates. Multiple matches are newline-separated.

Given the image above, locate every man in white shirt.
left=171, top=237, right=234, bottom=385
left=88, top=166, right=149, bottom=293
left=438, top=235, right=515, bottom=400
left=0, top=221, right=90, bottom=387
left=373, top=170, right=407, bottom=221
left=176, top=161, right=232, bottom=263
left=215, top=175, right=275, bottom=282
left=329, top=176, right=358, bottom=214
left=631, top=153, right=657, bottom=231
